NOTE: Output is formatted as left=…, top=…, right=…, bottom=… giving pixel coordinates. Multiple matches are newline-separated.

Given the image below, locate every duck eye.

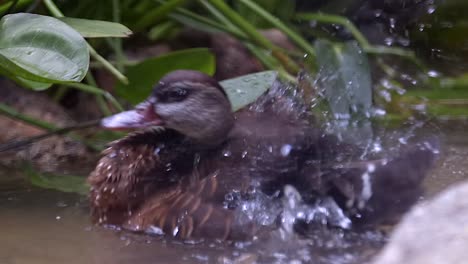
left=159, top=87, right=189, bottom=102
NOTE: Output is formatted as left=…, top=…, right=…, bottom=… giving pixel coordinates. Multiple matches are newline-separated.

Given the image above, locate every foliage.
left=315, top=39, right=372, bottom=117
left=0, top=13, right=89, bottom=87
left=220, top=71, right=276, bottom=112
left=116, top=48, right=215, bottom=104
left=0, top=0, right=468, bottom=192
left=59, top=17, right=132, bottom=38
left=17, top=72, right=277, bottom=194
left=23, top=164, right=89, bottom=195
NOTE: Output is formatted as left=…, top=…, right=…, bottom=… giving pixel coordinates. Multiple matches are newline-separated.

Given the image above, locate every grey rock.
left=373, top=181, right=468, bottom=264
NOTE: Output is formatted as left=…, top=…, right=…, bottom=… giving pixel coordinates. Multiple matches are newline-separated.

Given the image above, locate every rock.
left=0, top=78, right=95, bottom=172
left=373, top=181, right=468, bottom=264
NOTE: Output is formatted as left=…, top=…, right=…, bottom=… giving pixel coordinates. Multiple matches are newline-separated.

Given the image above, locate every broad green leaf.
left=314, top=39, right=372, bottom=118
left=315, top=39, right=373, bottom=144
left=14, top=76, right=52, bottom=90
left=0, top=13, right=89, bottom=83
left=220, top=71, right=277, bottom=111
left=23, top=165, right=88, bottom=195
left=0, top=65, right=52, bottom=90
left=116, top=48, right=215, bottom=104
left=59, top=17, right=132, bottom=38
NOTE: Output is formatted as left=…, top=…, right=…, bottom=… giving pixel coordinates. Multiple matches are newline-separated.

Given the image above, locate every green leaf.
left=234, top=0, right=295, bottom=29
left=314, top=39, right=372, bottom=118
left=220, top=71, right=277, bottom=111
left=0, top=65, right=52, bottom=90
left=13, top=76, right=52, bottom=90
left=23, top=165, right=88, bottom=195
left=59, top=17, right=133, bottom=38
left=0, top=0, right=34, bottom=14
left=116, top=48, right=215, bottom=104
left=0, top=13, right=89, bottom=83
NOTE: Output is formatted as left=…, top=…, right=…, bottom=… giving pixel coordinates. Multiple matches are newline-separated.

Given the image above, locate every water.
left=1, top=122, right=467, bottom=264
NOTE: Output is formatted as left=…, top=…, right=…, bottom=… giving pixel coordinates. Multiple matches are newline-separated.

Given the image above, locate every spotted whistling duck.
left=88, top=70, right=437, bottom=241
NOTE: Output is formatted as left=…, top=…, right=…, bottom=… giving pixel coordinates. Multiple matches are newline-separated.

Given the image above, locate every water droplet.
left=241, top=151, right=248, bottom=158
left=372, top=142, right=382, bottom=152
left=384, top=37, right=394, bottom=46
left=373, top=108, right=386, bottom=116
left=146, top=226, right=164, bottom=235
left=165, top=163, right=172, bottom=171
left=280, top=144, right=292, bottom=157
left=153, top=147, right=161, bottom=155
left=56, top=201, right=67, bottom=207
left=223, top=150, right=232, bottom=157
left=172, top=226, right=179, bottom=236
left=427, top=70, right=440, bottom=77
left=398, top=137, right=408, bottom=144
left=418, top=24, right=425, bottom=32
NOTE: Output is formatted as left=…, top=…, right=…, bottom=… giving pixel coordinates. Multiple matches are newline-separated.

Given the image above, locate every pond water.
left=1, top=121, right=467, bottom=264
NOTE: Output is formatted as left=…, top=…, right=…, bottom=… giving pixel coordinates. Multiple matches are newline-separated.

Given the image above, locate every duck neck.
left=187, top=112, right=235, bottom=148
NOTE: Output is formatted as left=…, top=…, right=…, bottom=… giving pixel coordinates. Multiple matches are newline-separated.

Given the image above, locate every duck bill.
left=100, top=104, right=163, bottom=130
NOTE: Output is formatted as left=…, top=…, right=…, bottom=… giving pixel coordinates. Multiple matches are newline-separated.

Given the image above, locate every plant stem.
left=66, top=82, right=124, bottom=112
left=296, top=12, right=426, bottom=70
left=0, top=120, right=99, bottom=152
left=111, top=0, right=126, bottom=72
left=199, top=0, right=238, bottom=31
left=85, top=74, right=112, bottom=115
left=297, top=13, right=368, bottom=46
left=170, top=10, right=246, bottom=39
left=239, top=0, right=317, bottom=64
left=0, top=103, right=100, bottom=151
left=43, top=0, right=129, bottom=84
left=133, top=0, right=187, bottom=31
left=52, top=86, right=67, bottom=102
left=42, top=0, right=62, bottom=17
left=0, top=103, right=56, bottom=130
left=87, top=45, right=128, bottom=84
left=204, top=0, right=300, bottom=74
left=0, top=0, right=33, bottom=15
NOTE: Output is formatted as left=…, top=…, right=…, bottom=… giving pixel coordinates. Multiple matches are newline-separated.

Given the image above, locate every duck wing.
left=123, top=171, right=256, bottom=240
left=322, top=143, right=438, bottom=224
left=87, top=129, right=195, bottom=225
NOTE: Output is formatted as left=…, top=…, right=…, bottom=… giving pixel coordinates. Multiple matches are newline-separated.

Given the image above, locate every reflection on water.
left=0, top=122, right=467, bottom=264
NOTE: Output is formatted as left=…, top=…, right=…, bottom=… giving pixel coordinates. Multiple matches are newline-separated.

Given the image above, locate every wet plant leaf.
left=23, top=165, right=88, bottom=195
left=314, top=39, right=372, bottom=118
left=59, top=17, right=132, bottom=38
left=0, top=13, right=89, bottom=85
left=220, top=71, right=277, bottom=111
left=315, top=39, right=373, bottom=144
left=115, top=48, right=215, bottom=104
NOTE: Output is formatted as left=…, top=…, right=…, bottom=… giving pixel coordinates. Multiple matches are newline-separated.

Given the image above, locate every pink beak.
left=100, top=102, right=163, bottom=130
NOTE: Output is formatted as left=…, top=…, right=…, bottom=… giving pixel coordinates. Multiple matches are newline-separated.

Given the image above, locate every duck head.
left=101, top=70, right=235, bottom=146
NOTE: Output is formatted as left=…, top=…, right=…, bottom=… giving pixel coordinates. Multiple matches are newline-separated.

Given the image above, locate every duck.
left=87, top=70, right=437, bottom=241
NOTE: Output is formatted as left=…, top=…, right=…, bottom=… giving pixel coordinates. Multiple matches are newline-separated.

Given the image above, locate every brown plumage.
left=88, top=70, right=437, bottom=241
